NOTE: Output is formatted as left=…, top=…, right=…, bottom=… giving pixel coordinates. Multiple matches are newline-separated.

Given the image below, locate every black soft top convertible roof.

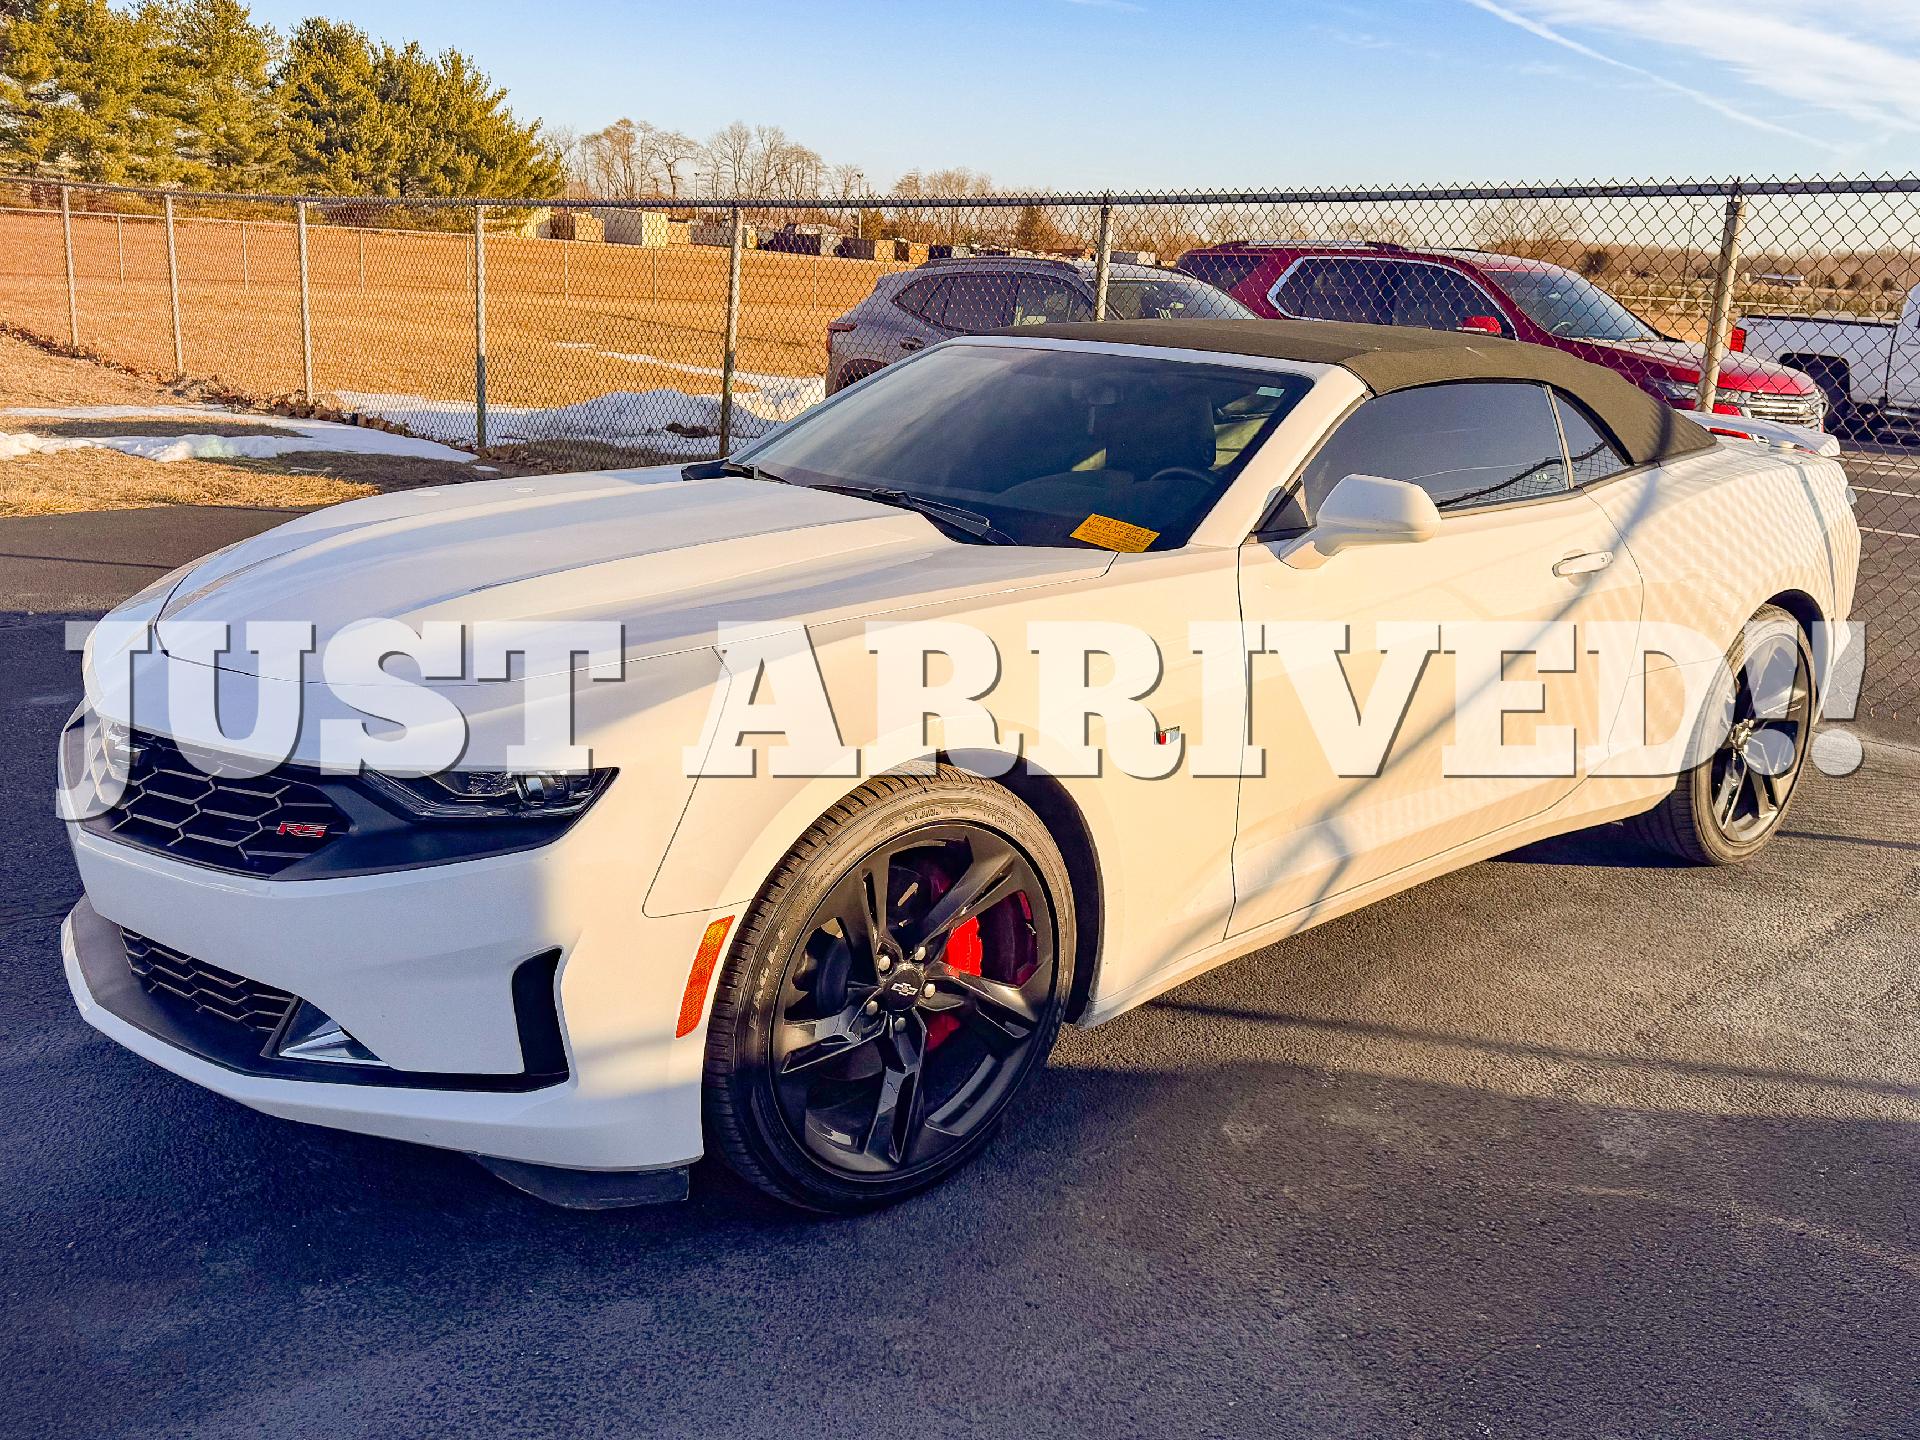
left=990, top=318, right=1716, bottom=467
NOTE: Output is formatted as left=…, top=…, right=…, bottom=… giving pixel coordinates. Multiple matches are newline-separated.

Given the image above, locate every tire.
left=703, top=766, right=1075, bottom=1213
left=1626, top=604, right=1816, bottom=865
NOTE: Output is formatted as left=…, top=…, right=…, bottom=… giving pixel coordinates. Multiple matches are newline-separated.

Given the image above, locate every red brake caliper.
left=926, top=916, right=982, bottom=1050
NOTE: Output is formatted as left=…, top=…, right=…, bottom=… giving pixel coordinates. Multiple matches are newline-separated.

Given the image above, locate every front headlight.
left=365, top=768, right=615, bottom=820
left=56, top=709, right=136, bottom=821
left=1651, top=377, right=1702, bottom=405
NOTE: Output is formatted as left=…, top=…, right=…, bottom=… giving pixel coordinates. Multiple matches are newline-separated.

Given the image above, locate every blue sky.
left=246, top=0, right=1920, bottom=189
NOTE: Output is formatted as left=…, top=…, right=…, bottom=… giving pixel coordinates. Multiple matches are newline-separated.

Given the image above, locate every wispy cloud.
left=1463, top=0, right=1830, bottom=148
left=1310, top=21, right=1446, bottom=63
left=1464, top=0, right=1920, bottom=152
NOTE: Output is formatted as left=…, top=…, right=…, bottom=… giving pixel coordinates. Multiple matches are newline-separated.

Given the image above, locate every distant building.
left=548, top=209, right=605, bottom=243
left=603, top=211, right=676, bottom=247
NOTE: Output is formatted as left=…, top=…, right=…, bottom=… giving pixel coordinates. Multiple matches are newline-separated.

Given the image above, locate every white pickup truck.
left=1740, top=283, right=1920, bottom=428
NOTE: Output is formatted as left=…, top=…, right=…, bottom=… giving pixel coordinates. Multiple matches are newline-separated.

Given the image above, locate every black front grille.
left=101, top=731, right=348, bottom=877
left=123, top=931, right=298, bottom=1037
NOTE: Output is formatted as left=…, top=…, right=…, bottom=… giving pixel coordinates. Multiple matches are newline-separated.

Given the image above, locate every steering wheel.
left=1145, top=466, right=1216, bottom=489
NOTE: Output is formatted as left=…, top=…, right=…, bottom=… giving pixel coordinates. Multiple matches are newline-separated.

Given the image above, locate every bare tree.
left=650, top=127, right=698, bottom=198
left=830, top=162, right=867, bottom=199
left=702, top=121, right=755, bottom=194
left=919, top=166, right=994, bottom=197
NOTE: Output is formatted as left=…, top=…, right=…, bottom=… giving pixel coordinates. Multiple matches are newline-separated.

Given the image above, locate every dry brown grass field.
left=0, top=331, right=504, bottom=516
left=7, top=205, right=1906, bottom=446
left=0, top=209, right=906, bottom=425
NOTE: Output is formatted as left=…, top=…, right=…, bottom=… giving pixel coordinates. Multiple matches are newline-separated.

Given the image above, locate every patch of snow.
left=591, top=349, right=826, bottom=421
left=336, top=368, right=826, bottom=455
left=0, top=405, right=478, bottom=464
left=0, top=431, right=87, bottom=459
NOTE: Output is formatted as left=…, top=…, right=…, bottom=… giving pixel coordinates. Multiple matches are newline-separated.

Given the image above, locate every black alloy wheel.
left=1629, top=604, right=1817, bottom=865
left=1703, top=623, right=1814, bottom=845
left=770, top=823, right=1056, bottom=1176
left=704, top=769, right=1074, bottom=1212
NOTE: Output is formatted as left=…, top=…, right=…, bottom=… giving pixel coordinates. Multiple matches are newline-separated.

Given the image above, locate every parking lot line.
left=1861, top=527, right=1920, bottom=540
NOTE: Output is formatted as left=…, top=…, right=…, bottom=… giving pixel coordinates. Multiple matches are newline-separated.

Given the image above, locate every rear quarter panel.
left=1584, top=444, right=1859, bottom=658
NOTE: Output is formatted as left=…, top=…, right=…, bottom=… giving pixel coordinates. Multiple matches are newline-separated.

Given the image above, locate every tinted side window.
left=1389, top=266, right=1509, bottom=334
left=895, top=276, right=948, bottom=322
left=1179, top=252, right=1262, bottom=294
left=1284, top=382, right=1570, bottom=524
left=1271, top=258, right=1393, bottom=325
left=938, top=273, right=1019, bottom=332
left=1012, top=274, right=1091, bottom=326
left=1552, top=391, right=1632, bottom=486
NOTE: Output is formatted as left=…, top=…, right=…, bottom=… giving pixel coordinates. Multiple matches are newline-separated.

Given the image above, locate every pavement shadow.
left=5, top=1022, right=1914, bottom=1440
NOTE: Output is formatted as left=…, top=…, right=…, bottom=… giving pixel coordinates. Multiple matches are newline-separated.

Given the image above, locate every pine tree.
left=2, top=2, right=568, bottom=200
left=376, top=41, right=561, bottom=199
left=274, top=16, right=398, bottom=192
left=0, top=0, right=166, bottom=180
left=147, top=0, right=285, bottom=189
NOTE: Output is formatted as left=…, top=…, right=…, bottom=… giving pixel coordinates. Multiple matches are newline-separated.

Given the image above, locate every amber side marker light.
left=676, top=916, right=736, bottom=1038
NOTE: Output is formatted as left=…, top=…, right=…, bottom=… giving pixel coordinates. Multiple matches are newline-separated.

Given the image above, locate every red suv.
left=1177, top=242, right=1826, bottom=430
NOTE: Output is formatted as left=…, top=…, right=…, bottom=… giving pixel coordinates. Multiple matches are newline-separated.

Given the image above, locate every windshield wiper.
left=811, top=482, right=1016, bottom=545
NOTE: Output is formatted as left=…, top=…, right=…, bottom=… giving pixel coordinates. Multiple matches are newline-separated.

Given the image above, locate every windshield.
left=735, top=343, right=1311, bottom=550
left=1106, top=277, right=1253, bottom=321
left=1488, top=267, right=1662, bottom=342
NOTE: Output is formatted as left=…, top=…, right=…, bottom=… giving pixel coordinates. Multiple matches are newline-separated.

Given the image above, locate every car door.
left=1011, top=273, right=1092, bottom=327
left=890, top=275, right=951, bottom=355
left=1229, top=380, right=1643, bottom=936
left=1269, top=257, right=1396, bottom=325
left=1387, top=263, right=1513, bottom=335
left=935, top=271, right=1020, bottom=335
left=1888, top=286, right=1920, bottom=409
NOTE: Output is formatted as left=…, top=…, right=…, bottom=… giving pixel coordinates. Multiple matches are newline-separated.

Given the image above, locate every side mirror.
left=1311, top=474, right=1442, bottom=555
left=1456, top=315, right=1504, bottom=336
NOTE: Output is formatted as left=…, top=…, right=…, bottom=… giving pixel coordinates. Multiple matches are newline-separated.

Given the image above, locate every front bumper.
left=62, top=823, right=728, bottom=1172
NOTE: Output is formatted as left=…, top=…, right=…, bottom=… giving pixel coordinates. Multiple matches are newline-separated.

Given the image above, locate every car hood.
left=152, top=467, right=1113, bottom=680
left=1577, top=336, right=1812, bottom=393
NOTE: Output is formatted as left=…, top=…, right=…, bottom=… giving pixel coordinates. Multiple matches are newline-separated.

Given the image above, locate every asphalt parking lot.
left=2, top=501, right=1917, bottom=1440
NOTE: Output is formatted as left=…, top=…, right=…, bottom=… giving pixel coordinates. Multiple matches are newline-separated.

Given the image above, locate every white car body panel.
left=1231, top=486, right=1644, bottom=936
left=60, top=335, right=1861, bottom=1176
left=1740, top=284, right=1920, bottom=415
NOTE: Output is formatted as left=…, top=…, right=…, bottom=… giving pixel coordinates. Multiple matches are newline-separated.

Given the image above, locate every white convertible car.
left=59, top=320, right=1859, bottom=1212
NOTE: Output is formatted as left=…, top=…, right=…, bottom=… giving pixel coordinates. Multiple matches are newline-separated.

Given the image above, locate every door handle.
left=899, top=337, right=924, bottom=351
left=1553, top=550, right=1614, bottom=578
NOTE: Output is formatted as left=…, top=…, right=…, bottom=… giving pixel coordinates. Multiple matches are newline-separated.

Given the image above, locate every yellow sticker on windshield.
left=1071, top=514, right=1160, bottom=553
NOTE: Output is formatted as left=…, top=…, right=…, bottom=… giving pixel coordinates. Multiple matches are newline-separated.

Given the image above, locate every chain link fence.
left=2, top=173, right=1916, bottom=734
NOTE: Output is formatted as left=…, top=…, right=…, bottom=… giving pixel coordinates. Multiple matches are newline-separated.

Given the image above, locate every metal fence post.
left=1696, top=188, right=1746, bottom=414
left=163, top=193, right=184, bottom=375
left=296, top=201, right=314, bottom=401
left=473, top=203, right=488, bottom=452
left=562, top=240, right=569, bottom=302
left=718, top=208, right=744, bottom=457
left=241, top=220, right=250, bottom=289
left=116, top=215, right=124, bottom=286
left=358, top=229, right=366, bottom=292
left=1092, top=194, right=1114, bottom=321
left=60, top=185, right=78, bottom=347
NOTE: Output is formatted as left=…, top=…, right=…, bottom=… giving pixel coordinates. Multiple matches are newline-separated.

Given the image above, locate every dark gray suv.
left=824, top=256, right=1252, bottom=393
